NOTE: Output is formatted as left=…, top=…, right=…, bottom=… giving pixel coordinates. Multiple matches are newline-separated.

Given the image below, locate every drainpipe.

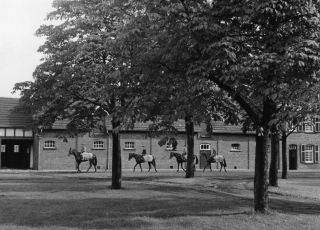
left=0, top=137, right=2, bottom=168
left=248, top=135, right=250, bottom=170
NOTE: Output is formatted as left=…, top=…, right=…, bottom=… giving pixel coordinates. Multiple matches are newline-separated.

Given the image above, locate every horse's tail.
left=93, top=155, right=98, bottom=166
left=195, top=155, right=199, bottom=165
left=152, top=156, right=156, bottom=167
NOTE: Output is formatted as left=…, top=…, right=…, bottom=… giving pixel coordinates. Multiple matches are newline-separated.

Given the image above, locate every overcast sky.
left=0, top=0, right=54, bottom=98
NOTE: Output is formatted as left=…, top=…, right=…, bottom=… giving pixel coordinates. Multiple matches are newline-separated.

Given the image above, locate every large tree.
left=14, top=0, right=146, bottom=189
left=131, top=0, right=320, bottom=212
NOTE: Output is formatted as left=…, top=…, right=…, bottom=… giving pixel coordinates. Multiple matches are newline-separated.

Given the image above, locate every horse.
left=170, top=152, right=199, bottom=172
left=128, top=153, right=157, bottom=172
left=68, top=148, right=97, bottom=173
left=203, top=154, right=227, bottom=172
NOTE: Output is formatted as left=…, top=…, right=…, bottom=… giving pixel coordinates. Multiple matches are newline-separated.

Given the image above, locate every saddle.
left=81, top=152, right=93, bottom=160
left=143, top=154, right=153, bottom=162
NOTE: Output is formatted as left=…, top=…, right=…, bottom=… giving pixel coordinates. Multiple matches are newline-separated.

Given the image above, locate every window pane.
left=125, top=142, right=134, bottom=149
left=0, top=128, right=4, bottom=136
left=200, top=144, right=210, bottom=150
left=15, top=129, right=24, bottom=137
left=231, top=144, right=240, bottom=151
left=1, top=145, right=5, bottom=152
left=44, top=140, right=56, bottom=149
left=14, top=145, right=19, bottom=153
left=6, top=128, right=14, bottom=136
left=93, top=141, right=104, bottom=149
left=24, top=130, right=33, bottom=137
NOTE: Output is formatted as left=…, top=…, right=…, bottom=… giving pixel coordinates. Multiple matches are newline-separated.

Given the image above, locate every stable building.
left=1, top=97, right=320, bottom=171
left=0, top=97, right=34, bottom=169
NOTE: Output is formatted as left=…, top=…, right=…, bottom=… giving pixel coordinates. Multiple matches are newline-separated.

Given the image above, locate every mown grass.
left=0, top=171, right=319, bottom=230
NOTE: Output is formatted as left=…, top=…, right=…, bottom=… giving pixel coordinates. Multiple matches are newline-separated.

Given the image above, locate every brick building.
left=0, top=97, right=319, bottom=171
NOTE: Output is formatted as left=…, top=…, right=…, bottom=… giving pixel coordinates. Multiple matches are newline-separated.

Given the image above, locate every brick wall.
left=37, top=130, right=257, bottom=170
left=38, top=131, right=108, bottom=170
left=195, top=134, right=255, bottom=170
left=286, top=132, right=320, bottom=170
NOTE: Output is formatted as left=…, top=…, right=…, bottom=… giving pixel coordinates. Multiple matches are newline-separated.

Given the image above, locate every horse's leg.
left=139, top=163, right=143, bottom=172
left=209, top=163, right=212, bottom=172
left=86, top=161, right=92, bottom=172
left=133, top=163, right=138, bottom=172
left=181, top=162, right=186, bottom=172
left=177, top=163, right=180, bottom=172
left=148, top=162, right=151, bottom=172
left=203, top=163, right=207, bottom=172
left=153, top=162, right=157, bottom=172
left=77, top=162, right=82, bottom=173
left=219, top=162, right=223, bottom=172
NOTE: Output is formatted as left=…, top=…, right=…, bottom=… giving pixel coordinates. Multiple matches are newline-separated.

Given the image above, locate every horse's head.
left=128, top=153, right=134, bottom=161
left=68, top=148, right=75, bottom=157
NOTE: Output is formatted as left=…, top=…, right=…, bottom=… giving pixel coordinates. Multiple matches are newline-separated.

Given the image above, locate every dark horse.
left=170, top=152, right=198, bottom=172
left=68, top=148, right=97, bottom=173
left=128, top=153, right=157, bottom=172
left=203, top=154, right=227, bottom=172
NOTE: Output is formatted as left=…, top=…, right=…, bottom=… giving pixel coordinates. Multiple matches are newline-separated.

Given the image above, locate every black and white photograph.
left=1, top=0, right=320, bottom=229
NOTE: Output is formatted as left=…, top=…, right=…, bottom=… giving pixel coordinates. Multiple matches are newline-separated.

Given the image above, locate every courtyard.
left=0, top=170, right=319, bottom=230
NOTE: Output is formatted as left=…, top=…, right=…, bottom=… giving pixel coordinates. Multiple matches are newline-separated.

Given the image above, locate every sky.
left=0, top=0, right=54, bottom=98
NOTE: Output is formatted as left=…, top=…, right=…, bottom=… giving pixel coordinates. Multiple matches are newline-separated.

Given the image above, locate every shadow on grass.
left=1, top=175, right=320, bottom=229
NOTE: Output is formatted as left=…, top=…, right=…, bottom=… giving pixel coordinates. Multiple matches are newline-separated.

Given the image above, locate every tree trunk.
left=281, top=131, right=288, bottom=179
left=254, top=98, right=274, bottom=212
left=185, top=115, right=195, bottom=178
left=111, top=117, right=122, bottom=189
left=254, top=130, right=269, bottom=212
left=269, top=125, right=279, bottom=187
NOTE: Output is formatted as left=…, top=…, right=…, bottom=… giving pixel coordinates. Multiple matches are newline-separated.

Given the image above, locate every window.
left=1, top=145, right=5, bottom=152
left=315, top=118, right=320, bottom=132
left=124, top=142, right=135, bottom=149
left=93, top=141, right=104, bottom=149
left=15, top=129, right=24, bottom=137
left=301, top=145, right=313, bottom=163
left=44, top=140, right=56, bottom=149
left=14, top=145, right=19, bottom=153
left=200, top=144, right=210, bottom=150
left=304, top=124, right=314, bottom=133
left=6, top=128, right=14, bottom=136
left=0, top=128, right=4, bottom=136
left=315, top=145, right=319, bottom=163
left=231, top=143, right=240, bottom=151
left=24, top=130, right=33, bottom=137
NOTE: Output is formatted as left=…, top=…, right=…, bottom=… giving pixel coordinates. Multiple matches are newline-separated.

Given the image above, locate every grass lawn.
left=0, top=171, right=319, bottom=230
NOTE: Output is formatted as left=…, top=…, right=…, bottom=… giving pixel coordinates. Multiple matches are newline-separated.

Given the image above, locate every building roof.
left=0, top=97, right=33, bottom=128
left=211, top=121, right=254, bottom=134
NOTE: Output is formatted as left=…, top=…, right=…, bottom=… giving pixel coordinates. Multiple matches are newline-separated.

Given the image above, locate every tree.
left=135, top=0, right=320, bottom=212
left=14, top=0, right=146, bottom=189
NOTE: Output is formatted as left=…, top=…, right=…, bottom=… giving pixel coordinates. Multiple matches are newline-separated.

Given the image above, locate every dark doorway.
left=289, top=144, right=298, bottom=170
left=1, top=139, right=32, bottom=169
left=200, top=150, right=211, bottom=169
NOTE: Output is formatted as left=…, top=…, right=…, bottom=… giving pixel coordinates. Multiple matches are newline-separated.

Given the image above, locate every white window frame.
left=44, top=140, right=56, bottom=149
left=301, top=145, right=313, bottom=163
left=315, top=118, right=320, bottom=132
left=6, top=128, right=14, bottom=136
left=314, top=145, right=319, bottom=163
left=14, top=145, right=19, bottom=153
left=231, top=143, right=240, bottom=152
left=93, top=140, right=104, bottom=150
left=200, top=143, right=211, bottom=151
left=304, top=123, right=314, bottom=133
left=124, top=141, right=135, bottom=150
